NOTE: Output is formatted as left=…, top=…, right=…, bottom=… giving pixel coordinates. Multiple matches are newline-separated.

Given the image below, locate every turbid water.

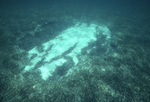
left=0, top=0, right=150, bottom=102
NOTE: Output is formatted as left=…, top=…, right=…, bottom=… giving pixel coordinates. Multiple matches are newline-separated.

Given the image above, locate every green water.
left=0, top=0, right=150, bottom=102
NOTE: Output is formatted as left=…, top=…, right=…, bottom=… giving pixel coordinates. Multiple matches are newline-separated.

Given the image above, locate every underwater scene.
left=0, top=0, right=150, bottom=102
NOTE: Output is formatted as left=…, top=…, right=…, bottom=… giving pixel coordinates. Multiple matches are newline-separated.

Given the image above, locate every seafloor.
left=0, top=1, right=150, bottom=102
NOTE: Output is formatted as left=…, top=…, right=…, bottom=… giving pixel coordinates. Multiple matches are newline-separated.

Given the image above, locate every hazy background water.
left=0, top=0, right=150, bottom=102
